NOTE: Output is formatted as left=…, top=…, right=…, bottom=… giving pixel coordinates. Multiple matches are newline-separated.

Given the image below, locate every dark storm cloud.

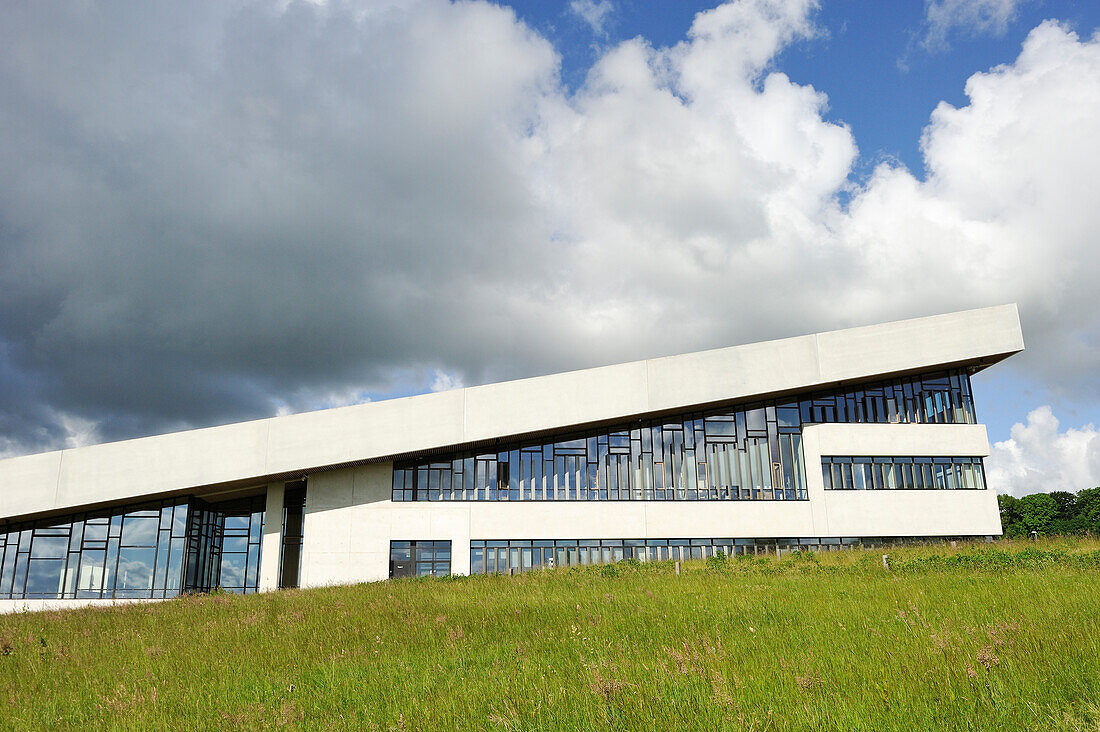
left=0, top=0, right=569, bottom=449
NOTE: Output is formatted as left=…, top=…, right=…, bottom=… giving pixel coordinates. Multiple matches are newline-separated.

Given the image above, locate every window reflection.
left=185, top=495, right=265, bottom=595
left=25, top=559, right=66, bottom=597
left=116, top=547, right=156, bottom=594
left=121, top=516, right=159, bottom=546
left=0, top=494, right=266, bottom=601
left=77, top=551, right=107, bottom=597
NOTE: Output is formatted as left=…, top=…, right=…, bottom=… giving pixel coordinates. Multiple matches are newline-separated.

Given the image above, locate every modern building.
left=0, top=304, right=1024, bottom=612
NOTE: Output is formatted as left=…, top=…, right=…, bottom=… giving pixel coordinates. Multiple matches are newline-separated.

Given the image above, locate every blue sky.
left=513, top=0, right=1100, bottom=175
left=1, top=0, right=1099, bottom=495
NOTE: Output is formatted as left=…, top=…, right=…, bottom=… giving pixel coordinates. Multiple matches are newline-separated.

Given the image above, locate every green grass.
left=3, top=537, right=1100, bottom=731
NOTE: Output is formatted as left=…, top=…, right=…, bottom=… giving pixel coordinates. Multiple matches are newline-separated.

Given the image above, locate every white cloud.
left=986, top=406, right=1100, bottom=496
left=570, top=0, right=614, bottom=37
left=0, top=408, right=100, bottom=458
left=430, top=370, right=465, bottom=392
left=57, top=412, right=102, bottom=450
left=838, top=21, right=1100, bottom=391
left=923, top=0, right=1025, bottom=50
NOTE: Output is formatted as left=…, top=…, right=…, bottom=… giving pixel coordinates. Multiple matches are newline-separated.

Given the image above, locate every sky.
left=1, top=0, right=1099, bottom=496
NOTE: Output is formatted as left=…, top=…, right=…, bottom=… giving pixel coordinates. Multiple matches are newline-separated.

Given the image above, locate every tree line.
left=998, top=488, right=1100, bottom=537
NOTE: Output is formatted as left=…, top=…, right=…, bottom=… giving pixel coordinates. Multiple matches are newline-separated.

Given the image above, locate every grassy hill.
left=3, top=537, right=1100, bottom=731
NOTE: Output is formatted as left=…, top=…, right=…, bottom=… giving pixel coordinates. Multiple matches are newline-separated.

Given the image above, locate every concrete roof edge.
left=0, top=304, right=1024, bottom=520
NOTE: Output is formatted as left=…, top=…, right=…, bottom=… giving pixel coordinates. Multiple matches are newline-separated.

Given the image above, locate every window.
left=0, top=499, right=191, bottom=601
left=279, top=482, right=306, bottom=589
left=393, top=369, right=978, bottom=503
left=821, top=456, right=986, bottom=490
left=183, top=496, right=265, bottom=595
left=389, top=541, right=451, bottom=579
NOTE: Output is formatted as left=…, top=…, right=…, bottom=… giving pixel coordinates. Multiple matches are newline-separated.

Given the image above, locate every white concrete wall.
left=258, top=482, right=285, bottom=592
left=298, top=423, right=1000, bottom=586
left=803, top=423, right=1002, bottom=538
left=0, top=304, right=1024, bottom=522
left=0, top=597, right=168, bottom=615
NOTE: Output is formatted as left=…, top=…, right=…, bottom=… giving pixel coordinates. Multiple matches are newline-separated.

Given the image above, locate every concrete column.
left=258, top=482, right=285, bottom=592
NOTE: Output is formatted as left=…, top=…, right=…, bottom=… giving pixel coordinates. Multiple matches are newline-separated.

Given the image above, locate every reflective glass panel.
left=115, top=547, right=156, bottom=591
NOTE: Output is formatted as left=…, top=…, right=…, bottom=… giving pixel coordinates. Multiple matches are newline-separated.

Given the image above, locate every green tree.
left=1048, top=491, right=1077, bottom=518
left=1048, top=491, right=1079, bottom=533
left=1018, top=493, right=1059, bottom=534
left=998, top=493, right=1020, bottom=521
left=1075, top=487, right=1100, bottom=532
left=997, top=494, right=1025, bottom=537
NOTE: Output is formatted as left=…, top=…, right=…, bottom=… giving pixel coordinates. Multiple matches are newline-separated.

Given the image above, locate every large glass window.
left=821, top=456, right=986, bottom=490
left=471, top=538, right=789, bottom=574
left=389, top=541, right=451, bottom=579
left=0, top=499, right=190, bottom=601
left=183, top=496, right=265, bottom=595
left=0, top=494, right=267, bottom=601
left=217, top=500, right=265, bottom=594
left=394, top=369, right=977, bottom=503
left=469, top=532, right=993, bottom=573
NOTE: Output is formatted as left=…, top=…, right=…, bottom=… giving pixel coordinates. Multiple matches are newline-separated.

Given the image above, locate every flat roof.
left=0, top=304, right=1024, bottom=522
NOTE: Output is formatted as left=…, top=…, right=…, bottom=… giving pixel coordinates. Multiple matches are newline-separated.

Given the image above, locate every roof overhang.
left=0, top=304, right=1024, bottom=524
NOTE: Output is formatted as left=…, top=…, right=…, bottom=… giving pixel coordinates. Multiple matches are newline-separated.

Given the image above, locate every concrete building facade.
left=0, top=305, right=1024, bottom=612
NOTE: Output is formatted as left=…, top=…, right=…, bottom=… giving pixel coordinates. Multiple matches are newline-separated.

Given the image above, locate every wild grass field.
left=2, top=537, right=1099, bottom=731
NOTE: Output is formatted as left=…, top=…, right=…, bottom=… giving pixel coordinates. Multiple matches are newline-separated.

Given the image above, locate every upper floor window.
left=392, top=369, right=977, bottom=502
left=821, top=456, right=986, bottom=490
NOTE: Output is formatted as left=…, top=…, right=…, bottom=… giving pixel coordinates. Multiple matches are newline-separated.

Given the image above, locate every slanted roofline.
left=0, top=304, right=1024, bottom=522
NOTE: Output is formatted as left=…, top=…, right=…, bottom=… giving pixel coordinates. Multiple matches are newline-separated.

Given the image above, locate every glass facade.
left=821, top=456, right=987, bottom=490
left=389, top=541, right=451, bottom=578
left=471, top=535, right=992, bottom=574
left=394, top=369, right=977, bottom=503
left=471, top=539, right=745, bottom=573
left=0, top=499, right=188, bottom=600
left=0, top=494, right=266, bottom=600
left=183, top=496, right=265, bottom=594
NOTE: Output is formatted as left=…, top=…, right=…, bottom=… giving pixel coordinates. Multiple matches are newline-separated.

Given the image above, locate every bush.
left=706, top=552, right=730, bottom=570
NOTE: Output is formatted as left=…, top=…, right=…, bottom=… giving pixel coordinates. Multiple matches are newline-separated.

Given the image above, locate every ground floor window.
left=471, top=538, right=741, bottom=574
left=279, top=482, right=306, bottom=589
left=0, top=493, right=266, bottom=600
left=183, top=495, right=265, bottom=594
left=389, top=540, right=451, bottom=579
left=469, top=536, right=991, bottom=575
left=0, top=499, right=189, bottom=601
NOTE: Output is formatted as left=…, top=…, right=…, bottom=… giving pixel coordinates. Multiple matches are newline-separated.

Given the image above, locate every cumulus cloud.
left=570, top=0, right=614, bottom=37
left=0, top=0, right=1099, bottom=472
left=841, top=20, right=1100, bottom=394
left=986, top=406, right=1100, bottom=496
left=922, top=0, right=1026, bottom=50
